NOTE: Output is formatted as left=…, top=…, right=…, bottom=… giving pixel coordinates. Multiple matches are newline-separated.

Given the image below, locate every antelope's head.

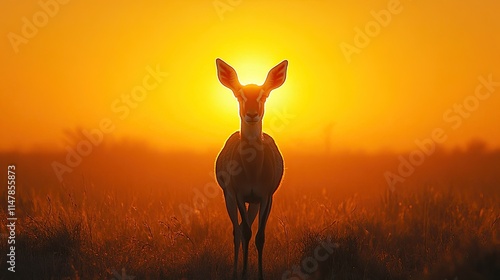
left=216, top=58, right=288, bottom=125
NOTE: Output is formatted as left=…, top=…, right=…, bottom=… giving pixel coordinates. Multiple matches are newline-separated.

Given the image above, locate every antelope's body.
left=214, top=58, right=288, bottom=280
left=216, top=132, right=283, bottom=203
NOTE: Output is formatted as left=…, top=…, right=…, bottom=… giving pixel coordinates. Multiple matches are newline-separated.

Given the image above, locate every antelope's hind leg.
left=236, top=198, right=253, bottom=279
left=245, top=202, right=259, bottom=228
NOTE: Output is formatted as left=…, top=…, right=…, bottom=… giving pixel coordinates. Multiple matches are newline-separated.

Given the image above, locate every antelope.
left=215, top=58, right=288, bottom=280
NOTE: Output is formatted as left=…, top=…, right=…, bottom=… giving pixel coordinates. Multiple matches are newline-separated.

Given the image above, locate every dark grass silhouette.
left=0, top=142, right=499, bottom=279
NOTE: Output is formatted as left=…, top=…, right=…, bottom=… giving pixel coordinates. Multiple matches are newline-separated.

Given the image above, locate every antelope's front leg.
left=256, top=197, right=272, bottom=280
left=223, top=190, right=241, bottom=279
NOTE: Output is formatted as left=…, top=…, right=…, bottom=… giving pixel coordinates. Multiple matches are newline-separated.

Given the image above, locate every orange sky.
left=1, top=0, right=500, bottom=153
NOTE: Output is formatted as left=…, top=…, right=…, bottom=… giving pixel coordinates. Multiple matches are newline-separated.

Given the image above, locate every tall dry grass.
left=0, top=181, right=498, bottom=279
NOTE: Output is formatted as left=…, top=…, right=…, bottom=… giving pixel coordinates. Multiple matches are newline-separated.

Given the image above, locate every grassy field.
left=0, top=145, right=499, bottom=279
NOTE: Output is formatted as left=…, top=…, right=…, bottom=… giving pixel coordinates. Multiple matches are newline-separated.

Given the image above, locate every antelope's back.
left=215, top=132, right=284, bottom=193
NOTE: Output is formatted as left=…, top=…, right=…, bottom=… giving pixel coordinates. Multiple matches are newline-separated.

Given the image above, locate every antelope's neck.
left=240, top=121, right=263, bottom=143
left=239, top=120, right=265, bottom=179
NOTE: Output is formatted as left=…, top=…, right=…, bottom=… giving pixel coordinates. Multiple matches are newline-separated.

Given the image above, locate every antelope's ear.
left=263, top=60, right=288, bottom=92
left=216, top=58, right=241, bottom=93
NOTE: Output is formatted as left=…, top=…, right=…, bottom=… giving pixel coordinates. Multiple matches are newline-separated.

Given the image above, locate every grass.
left=1, top=182, right=498, bottom=280
left=0, top=146, right=499, bottom=279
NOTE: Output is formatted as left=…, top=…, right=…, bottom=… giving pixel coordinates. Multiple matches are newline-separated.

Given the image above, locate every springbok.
left=215, top=58, right=288, bottom=280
